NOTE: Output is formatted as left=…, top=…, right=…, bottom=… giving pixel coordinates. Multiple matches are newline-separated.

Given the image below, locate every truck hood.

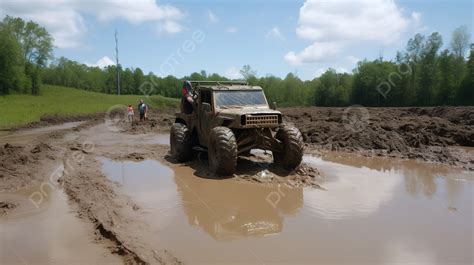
left=216, top=107, right=281, bottom=116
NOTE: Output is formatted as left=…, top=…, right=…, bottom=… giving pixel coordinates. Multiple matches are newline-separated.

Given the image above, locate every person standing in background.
left=127, top=104, right=134, bottom=122
left=138, top=99, right=148, bottom=121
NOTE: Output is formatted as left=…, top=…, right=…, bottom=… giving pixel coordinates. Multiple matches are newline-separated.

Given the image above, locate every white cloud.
left=265, top=26, right=284, bottom=40
left=0, top=0, right=185, bottom=48
left=297, top=0, right=410, bottom=43
left=225, top=66, right=243, bottom=79
left=286, top=0, right=420, bottom=65
left=226, top=27, right=238, bottom=33
left=207, top=10, right=218, bottom=23
left=90, top=1, right=182, bottom=24
left=157, top=20, right=184, bottom=34
left=284, top=41, right=343, bottom=65
left=86, top=56, right=115, bottom=68
left=410, top=11, right=427, bottom=32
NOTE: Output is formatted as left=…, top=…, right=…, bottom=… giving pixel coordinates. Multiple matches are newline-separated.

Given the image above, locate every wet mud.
left=0, top=107, right=473, bottom=264
left=283, top=106, right=474, bottom=170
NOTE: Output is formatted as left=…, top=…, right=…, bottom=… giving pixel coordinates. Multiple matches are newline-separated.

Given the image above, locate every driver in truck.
left=181, top=80, right=194, bottom=114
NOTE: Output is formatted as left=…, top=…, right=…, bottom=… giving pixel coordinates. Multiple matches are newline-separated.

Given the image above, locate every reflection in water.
left=303, top=156, right=401, bottom=220
left=101, top=158, right=304, bottom=241
left=319, top=152, right=472, bottom=201
left=173, top=169, right=303, bottom=240
left=99, top=155, right=473, bottom=264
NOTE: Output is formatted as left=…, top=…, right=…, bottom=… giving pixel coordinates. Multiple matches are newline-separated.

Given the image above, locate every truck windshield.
left=215, top=90, right=267, bottom=107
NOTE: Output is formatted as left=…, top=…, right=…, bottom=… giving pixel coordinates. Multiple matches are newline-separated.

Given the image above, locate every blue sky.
left=1, top=0, right=472, bottom=80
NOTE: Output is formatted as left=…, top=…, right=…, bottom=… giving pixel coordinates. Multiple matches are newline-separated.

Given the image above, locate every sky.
left=1, top=0, right=472, bottom=80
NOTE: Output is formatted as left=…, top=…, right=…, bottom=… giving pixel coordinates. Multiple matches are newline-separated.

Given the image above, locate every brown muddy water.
left=101, top=154, right=473, bottom=265
left=0, top=185, right=122, bottom=264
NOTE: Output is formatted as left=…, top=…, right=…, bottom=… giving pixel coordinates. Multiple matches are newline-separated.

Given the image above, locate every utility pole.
left=115, top=30, right=120, bottom=95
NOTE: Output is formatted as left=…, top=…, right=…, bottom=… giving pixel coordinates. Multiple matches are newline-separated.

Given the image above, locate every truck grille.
left=244, top=115, right=279, bottom=126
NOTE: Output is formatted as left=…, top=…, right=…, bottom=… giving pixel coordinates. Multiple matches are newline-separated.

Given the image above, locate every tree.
left=200, top=70, right=207, bottom=79
left=2, top=16, right=53, bottom=66
left=418, top=32, right=443, bottom=105
left=240, top=65, right=257, bottom=80
left=133, top=68, right=144, bottom=94
left=1, top=16, right=53, bottom=94
left=436, top=49, right=456, bottom=104
left=451, top=25, right=471, bottom=58
left=121, top=68, right=134, bottom=94
left=0, top=29, right=22, bottom=95
left=351, top=60, right=398, bottom=106
left=457, top=46, right=474, bottom=105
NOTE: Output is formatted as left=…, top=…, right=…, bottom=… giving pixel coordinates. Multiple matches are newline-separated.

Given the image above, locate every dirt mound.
left=236, top=163, right=323, bottom=188
left=0, top=201, right=17, bottom=216
left=0, top=142, right=56, bottom=191
left=0, top=144, right=31, bottom=172
left=282, top=107, right=474, bottom=169
left=118, top=108, right=174, bottom=134
left=13, top=113, right=104, bottom=130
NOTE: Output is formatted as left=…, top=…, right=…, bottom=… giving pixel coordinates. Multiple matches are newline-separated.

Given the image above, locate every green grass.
left=0, top=85, right=179, bottom=129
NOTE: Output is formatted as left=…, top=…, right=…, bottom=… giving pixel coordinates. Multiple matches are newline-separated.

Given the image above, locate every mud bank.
left=282, top=106, right=474, bottom=169
left=0, top=120, right=101, bottom=192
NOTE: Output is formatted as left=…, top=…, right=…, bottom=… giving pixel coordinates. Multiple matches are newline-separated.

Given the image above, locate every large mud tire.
left=170, top=123, right=193, bottom=162
left=274, top=125, right=304, bottom=170
left=208, top=127, right=238, bottom=175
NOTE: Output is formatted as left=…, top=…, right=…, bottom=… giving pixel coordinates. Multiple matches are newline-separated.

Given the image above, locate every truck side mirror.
left=271, top=102, right=277, bottom=110
left=202, top=102, right=211, bottom=112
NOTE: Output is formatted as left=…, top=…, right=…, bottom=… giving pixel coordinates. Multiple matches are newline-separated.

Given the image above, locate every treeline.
left=0, top=16, right=53, bottom=95
left=39, top=27, right=474, bottom=107
left=41, top=60, right=230, bottom=98
left=0, top=16, right=472, bottom=106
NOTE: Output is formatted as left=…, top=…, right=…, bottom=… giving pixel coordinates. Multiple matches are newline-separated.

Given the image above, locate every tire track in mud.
left=1, top=118, right=183, bottom=264
left=58, top=141, right=183, bottom=265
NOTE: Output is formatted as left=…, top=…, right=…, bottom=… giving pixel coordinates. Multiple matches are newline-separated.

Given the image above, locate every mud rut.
left=1, top=118, right=320, bottom=264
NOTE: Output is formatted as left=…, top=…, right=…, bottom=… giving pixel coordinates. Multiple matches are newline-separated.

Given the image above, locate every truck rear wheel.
left=208, top=127, right=237, bottom=175
left=274, top=125, right=304, bottom=170
left=170, top=123, right=193, bottom=162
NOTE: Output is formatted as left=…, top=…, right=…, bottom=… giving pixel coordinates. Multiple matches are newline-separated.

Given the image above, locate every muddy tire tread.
left=170, top=123, right=192, bottom=162
left=274, top=125, right=304, bottom=169
left=209, top=127, right=237, bottom=175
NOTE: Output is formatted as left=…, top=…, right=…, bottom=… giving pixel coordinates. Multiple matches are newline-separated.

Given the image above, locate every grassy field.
left=0, top=85, right=179, bottom=129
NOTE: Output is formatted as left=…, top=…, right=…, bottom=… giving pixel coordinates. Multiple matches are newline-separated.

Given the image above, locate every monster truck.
left=170, top=81, right=303, bottom=175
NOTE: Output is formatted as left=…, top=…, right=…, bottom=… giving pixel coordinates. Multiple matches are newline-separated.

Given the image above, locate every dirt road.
left=1, top=106, right=473, bottom=264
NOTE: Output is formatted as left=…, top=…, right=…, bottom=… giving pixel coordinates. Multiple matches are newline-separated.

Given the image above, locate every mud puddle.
left=0, top=121, right=85, bottom=144
left=0, top=184, right=122, bottom=264
left=143, top=134, right=169, bottom=145
left=101, top=154, right=473, bottom=264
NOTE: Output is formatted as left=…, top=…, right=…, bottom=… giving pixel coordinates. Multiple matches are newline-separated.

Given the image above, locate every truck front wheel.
left=208, top=127, right=238, bottom=175
left=274, top=125, right=304, bottom=170
left=170, top=123, right=193, bottom=162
